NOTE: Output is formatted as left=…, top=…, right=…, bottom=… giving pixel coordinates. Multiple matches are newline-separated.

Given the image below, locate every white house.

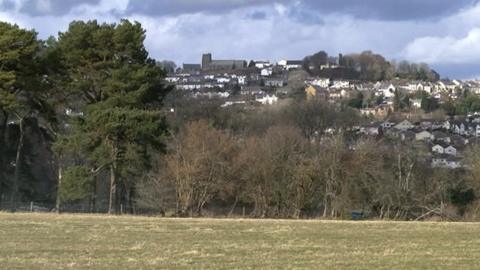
left=256, top=94, right=279, bottom=105
left=432, top=155, right=462, bottom=169
left=443, top=120, right=452, bottom=130
left=410, top=99, right=422, bottom=109
left=165, top=76, right=180, bottom=83
left=278, top=60, right=302, bottom=70
left=255, top=61, right=271, bottom=69
left=221, top=101, right=246, bottom=108
left=261, top=68, right=273, bottom=77
left=377, top=84, right=396, bottom=98
left=381, top=121, right=395, bottom=129
left=423, top=83, right=433, bottom=94
left=394, top=120, right=414, bottom=131
left=406, top=83, right=418, bottom=92
left=237, top=76, right=247, bottom=85
left=216, top=77, right=231, bottom=83
left=432, top=144, right=445, bottom=154
left=194, top=91, right=230, bottom=99
left=359, top=124, right=381, bottom=136
left=331, top=80, right=350, bottom=89
left=452, top=122, right=467, bottom=135
left=444, top=146, right=457, bottom=156
left=310, top=78, right=331, bottom=88
left=415, top=131, right=434, bottom=141
left=264, top=78, right=285, bottom=87
left=475, top=124, right=480, bottom=137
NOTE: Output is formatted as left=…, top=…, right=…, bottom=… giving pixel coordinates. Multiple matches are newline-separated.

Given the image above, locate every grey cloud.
left=432, top=63, right=480, bottom=80
left=126, top=0, right=273, bottom=16
left=5, top=0, right=478, bottom=21
left=0, top=0, right=16, bottom=10
left=248, top=11, right=267, bottom=20
left=125, top=0, right=478, bottom=21
left=287, top=8, right=324, bottom=25
left=300, top=0, right=479, bottom=21
left=17, top=0, right=100, bottom=16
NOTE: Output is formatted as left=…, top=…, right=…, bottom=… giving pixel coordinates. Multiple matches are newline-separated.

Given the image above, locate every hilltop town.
left=164, top=52, right=480, bottom=170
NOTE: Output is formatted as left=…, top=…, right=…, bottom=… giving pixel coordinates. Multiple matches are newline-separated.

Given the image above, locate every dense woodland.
left=1, top=20, right=480, bottom=220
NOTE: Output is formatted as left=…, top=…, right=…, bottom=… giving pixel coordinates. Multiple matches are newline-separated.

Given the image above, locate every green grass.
left=1, top=213, right=480, bottom=269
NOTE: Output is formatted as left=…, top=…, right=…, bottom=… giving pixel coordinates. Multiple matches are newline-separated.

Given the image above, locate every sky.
left=1, top=0, right=480, bottom=79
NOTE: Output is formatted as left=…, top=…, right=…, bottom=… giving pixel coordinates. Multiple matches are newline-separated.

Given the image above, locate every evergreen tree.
left=393, top=89, right=402, bottom=112
left=0, top=22, right=53, bottom=210
left=56, top=20, right=171, bottom=213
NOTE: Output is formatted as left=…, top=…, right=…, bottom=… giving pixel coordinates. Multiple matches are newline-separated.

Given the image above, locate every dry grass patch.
left=0, top=213, right=479, bottom=269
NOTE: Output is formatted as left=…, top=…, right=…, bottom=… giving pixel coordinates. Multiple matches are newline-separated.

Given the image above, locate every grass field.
left=1, top=213, right=480, bottom=269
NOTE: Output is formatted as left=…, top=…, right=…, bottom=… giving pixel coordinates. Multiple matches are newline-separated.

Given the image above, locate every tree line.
left=303, top=50, right=440, bottom=82
left=135, top=96, right=480, bottom=220
left=0, top=20, right=171, bottom=213
left=1, top=19, right=480, bottom=220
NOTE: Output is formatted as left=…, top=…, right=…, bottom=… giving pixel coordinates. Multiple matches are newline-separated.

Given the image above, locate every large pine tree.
left=55, top=20, right=171, bottom=213
left=0, top=22, right=53, bottom=210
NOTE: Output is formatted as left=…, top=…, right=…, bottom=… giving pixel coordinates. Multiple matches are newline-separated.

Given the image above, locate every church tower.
left=202, top=53, right=212, bottom=70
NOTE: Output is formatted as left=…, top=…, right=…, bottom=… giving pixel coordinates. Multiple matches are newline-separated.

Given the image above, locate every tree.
left=135, top=169, right=176, bottom=216
left=237, top=125, right=314, bottom=218
left=58, top=165, right=94, bottom=203
left=56, top=20, right=171, bottom=214
left=283, top=99, right=362, bottom=140
left=157, top=60, right=176, bottom=73
left=164, top=120, right=236, bottom=216
left=393, top=89, right=402, bottom=112
left=464, top=145, right=480, bottom=198
left=303, top=51, right=328, bottom=73
left=0, top=22, right=53, bottom=211
left=441, top=99, right=456, bottom=116
left=420, top=92, right=439, bottom=113
left=347, top=91, right=364, bottom=109
left=314, top=134, right=351, bottom=217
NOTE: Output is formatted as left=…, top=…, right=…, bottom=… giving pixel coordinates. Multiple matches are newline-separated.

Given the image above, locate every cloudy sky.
left=1, top=0, right=480, bottom=79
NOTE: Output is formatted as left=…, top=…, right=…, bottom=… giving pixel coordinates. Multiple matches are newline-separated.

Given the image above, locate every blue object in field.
left=351, top=211, right=364, bottom=220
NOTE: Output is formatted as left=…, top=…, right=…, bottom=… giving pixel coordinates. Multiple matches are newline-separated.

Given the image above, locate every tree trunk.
left=91, top=175, right=97, bottom=213
left=0, top=110, right=8, bottom=206
left=228, top=196, right=238, bottom=217
left=55, top=165, right=62, bottom=214
left=108, top=161, right=117, bottom=214
left=10, top=118, right=25, bottom=212
left=128, top=186, right=135, bottom=215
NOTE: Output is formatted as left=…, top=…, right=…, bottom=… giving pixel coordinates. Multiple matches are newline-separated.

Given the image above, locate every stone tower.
left=202, top=53, right=212, bottom=70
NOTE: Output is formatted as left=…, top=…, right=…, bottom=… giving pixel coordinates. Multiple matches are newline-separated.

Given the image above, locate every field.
left=1, top=213, right=480, bottom=269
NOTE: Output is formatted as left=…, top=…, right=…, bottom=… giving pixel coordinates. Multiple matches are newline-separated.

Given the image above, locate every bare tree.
left=164, top=120, right=236, bottom=216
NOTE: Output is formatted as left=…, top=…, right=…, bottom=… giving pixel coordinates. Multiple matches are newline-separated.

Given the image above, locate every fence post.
left=120, top=204, right=123, bottom=215
left=30, top=201, right=33, bottom=212
left=242, top=207, right=245, bottom=218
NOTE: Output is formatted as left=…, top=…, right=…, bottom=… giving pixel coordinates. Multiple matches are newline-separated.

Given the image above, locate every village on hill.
left=165, top=52, right=480, bottom=170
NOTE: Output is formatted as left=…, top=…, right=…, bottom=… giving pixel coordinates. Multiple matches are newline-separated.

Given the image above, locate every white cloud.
left=404, top=29, right=480, bottom=64
left=402, top=4, right=480, bottom=65
left=35, top=0, right=52, bottom=14
left=273, top=3, right=286, bottom=15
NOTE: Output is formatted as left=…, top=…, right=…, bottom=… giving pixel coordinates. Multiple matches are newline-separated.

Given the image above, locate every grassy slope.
left=0, top=213, right=479, bottom=269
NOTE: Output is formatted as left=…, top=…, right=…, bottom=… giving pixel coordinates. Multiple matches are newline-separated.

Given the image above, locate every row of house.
left=357, top=117, right=480, bottom=169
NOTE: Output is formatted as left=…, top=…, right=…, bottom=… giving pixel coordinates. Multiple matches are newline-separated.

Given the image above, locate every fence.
left=0, top=201, right=150, bottom=215
left=0, top=200, right=254, bottom=217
